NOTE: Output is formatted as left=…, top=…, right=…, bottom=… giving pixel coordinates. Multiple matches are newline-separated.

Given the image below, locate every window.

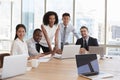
left=22, top=0, right=44, bottom=39
left=34, top=0, right=44, bottom=29
left=107, top=0, right=120, bottom=45
left=106, top=0, right=120, bottom=56
left=12, top=0, right=22, bottom=39
left=0, top=0, right=21, bottom=52
left=0, top=1, right=11, bottom=40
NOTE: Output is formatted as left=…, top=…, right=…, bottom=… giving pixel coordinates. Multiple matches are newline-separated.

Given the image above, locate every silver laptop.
left=54, top=45, right=80, bottom=59
left=89, top=46, right=105, bottom=59
left=0, top=55, right=27, bottom=79
left=76, top=54, right=99, bottom=76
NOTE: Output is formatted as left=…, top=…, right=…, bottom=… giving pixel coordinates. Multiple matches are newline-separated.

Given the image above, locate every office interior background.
left=0, top=0, right=120, bottom=56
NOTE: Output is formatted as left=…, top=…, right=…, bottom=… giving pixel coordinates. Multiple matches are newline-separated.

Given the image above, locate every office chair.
left=0, top=53, right=10, bottom=68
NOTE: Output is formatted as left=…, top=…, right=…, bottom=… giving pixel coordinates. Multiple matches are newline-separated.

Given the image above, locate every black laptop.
left=75, top=54, right=99, bottom=76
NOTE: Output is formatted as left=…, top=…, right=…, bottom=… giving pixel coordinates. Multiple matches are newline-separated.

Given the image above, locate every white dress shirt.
left=59, top=23, right=79, bottom=43
left=26, top=38, right=40, bottom=56
left=11, top=38, right=28, bottom=57
left=82, top=36, right=89, bottom=46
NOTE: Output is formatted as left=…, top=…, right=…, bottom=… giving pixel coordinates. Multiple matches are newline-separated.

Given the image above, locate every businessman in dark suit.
left=76, top=26, right=99, bottom=54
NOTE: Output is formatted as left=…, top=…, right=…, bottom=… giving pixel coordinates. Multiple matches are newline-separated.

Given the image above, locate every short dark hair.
left=33, top=29, right=42, bottom=35
left=14, top=24, right=26, bottom=40
left=43, top=11, right=58, bottom=25
left=80, top=26, right=88, bottom=31
left=62, top=13, right=70, bottom=17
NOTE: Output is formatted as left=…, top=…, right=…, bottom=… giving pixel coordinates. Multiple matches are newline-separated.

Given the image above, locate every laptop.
left=75, top=54, right=99, bottom=76
left=54, top=45, right=80, bottom=59
left=0, top=55, right=27, bottom=79
left=89, top=46, right=105, bottom=59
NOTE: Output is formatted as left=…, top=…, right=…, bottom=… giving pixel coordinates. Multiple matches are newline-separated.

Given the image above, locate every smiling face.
left=33, top=30, right=42, bottom=43
left=80, top=27, right=88, bottom=39
left=49, top=15, right=56, bottom=27
left=62, top=16, right=70, bottom=26
left=16, top=27, right=26, bottom=40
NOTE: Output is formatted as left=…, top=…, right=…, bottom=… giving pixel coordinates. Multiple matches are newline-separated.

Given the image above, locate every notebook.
left=75, top=54, right=99, bottom=76
left=89, top=46, right=105, bottom=59
left=0, top=55, right=27, bottom=79
left=54, top=45, right=80, bottom=59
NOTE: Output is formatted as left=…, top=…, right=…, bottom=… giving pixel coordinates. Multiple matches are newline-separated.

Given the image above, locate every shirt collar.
left=82, top=36, right=89, bottom=42
left=32, top=38, right=38, bottom=44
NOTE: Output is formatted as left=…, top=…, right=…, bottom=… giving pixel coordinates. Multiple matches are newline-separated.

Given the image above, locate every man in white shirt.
left=26, top=29, right=45, bottom=57
left=59, top=13, right=79, bottom=50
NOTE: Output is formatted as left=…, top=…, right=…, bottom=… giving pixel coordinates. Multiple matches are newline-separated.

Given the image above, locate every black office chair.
left=0, top=53, right=10, bottom=68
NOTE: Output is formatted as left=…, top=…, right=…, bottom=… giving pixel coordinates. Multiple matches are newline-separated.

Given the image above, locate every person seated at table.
left=76, top=26, right=99, bottom=54
left=27, top=29, right=48, bottom=57
left=11, top=24, right=39, bottom=59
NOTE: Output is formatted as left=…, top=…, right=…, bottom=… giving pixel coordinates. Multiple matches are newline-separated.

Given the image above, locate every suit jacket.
left=76, top=37, right=99, bottom=51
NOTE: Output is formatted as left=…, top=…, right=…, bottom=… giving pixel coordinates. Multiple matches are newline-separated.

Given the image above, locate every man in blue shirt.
left=59, top=13, right=79, bottom=50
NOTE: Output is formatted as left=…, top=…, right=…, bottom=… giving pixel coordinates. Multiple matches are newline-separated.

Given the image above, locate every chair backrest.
left=0, top=53, right=10, bottom=68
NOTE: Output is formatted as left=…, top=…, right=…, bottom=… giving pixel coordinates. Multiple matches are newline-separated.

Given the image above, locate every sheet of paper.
left=88, top=72, right=113, bottom=80
left=26, top=67, right=32, bottom=71
left=53, top=53, right=62, bottom=58
left=38, top=54, right=52, bottom=62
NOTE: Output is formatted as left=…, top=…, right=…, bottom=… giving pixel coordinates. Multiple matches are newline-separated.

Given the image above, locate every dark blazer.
left=76, top=37, right=99, bottom=51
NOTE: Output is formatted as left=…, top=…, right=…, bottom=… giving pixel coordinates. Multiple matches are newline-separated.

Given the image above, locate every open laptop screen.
left=75, top=54, right=99, bottom=76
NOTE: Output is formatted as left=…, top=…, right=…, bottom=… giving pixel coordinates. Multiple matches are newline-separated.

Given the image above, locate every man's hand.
left=79, top=48, right=88, bottom=54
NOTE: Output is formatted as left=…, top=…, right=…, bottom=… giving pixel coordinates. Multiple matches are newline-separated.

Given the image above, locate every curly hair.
left=43, top=11, right=58, bottom=25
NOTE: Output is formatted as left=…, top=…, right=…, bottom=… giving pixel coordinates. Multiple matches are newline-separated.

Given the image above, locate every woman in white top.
left=40, top=11, right=60, bottom=53
left=11, top=24, right=28, bottom=56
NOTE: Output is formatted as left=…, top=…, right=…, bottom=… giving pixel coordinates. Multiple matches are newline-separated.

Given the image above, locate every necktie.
left=36, top=43, right=40, bottom=53
left=84, top=39, right=88, bottom=50
left=63, top=27, right=67, bottom=44
left=61, top=27, right=67, bottom=50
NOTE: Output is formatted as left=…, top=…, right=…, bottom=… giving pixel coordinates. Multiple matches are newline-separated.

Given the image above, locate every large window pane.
left=107, top=0, right=120, bottom=45
left=107, top=0, right=120, bottom=56
left=75, top=0, right=105, bottom=44
left=0, top=1, right=11, bottom=52
left=0, top=1, right=11, bottom=40
left=34, top=0, right=44, bottom=29
left=0, top=0, right=21, bottom=52
left=22, top=0, right=34, bottom=39
left=22, top=0, right=44, bottom=39
left=12, top=0, right=22, bottom=39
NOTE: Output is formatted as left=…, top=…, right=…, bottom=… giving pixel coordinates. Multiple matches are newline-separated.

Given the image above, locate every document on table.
left=38, top=54, right=52, bottom=62
left=26, top=67, right=32, bottom=71
left=88, top=72, right=113, bottom=80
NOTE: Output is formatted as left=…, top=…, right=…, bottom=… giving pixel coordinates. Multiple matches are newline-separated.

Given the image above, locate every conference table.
left=7, top=56, right=120, bottom=80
